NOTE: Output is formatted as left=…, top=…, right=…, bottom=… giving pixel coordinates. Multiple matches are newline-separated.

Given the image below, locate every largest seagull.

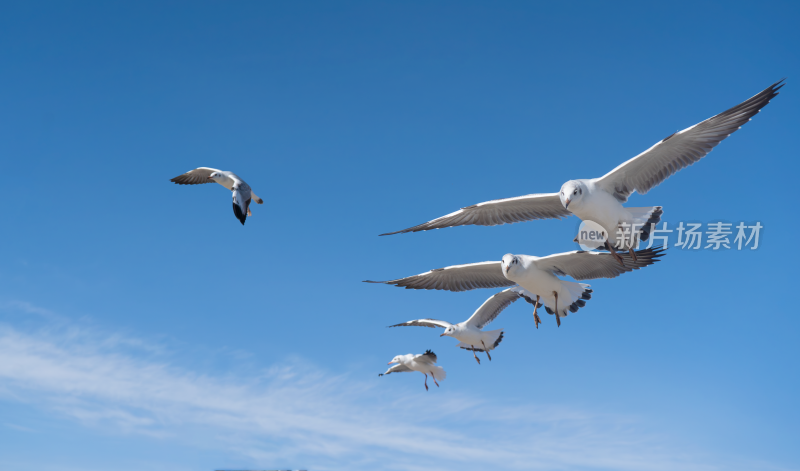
left=381, top=80, right=783, bottom=261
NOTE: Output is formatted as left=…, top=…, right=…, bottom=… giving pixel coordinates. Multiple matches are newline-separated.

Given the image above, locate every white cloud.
left=0, top=311, right=786, bottom=471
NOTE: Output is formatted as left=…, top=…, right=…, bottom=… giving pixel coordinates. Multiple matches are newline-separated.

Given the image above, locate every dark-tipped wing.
left=595, top=80, right=784, bottom=202
left=465, top=288, right=527, bottom=330
left=534, top=247, right=666, bottom=280
left=364, top=261, right=513, bottom=292
left=232, top=184, right=252, bottom=225
left=389, top=319, right=453, bottom=329
left=380, top=193, right=569, bottom=235
left=417, top=349, right=438, bottom=364
left=170, top=167, right=221, bottom=185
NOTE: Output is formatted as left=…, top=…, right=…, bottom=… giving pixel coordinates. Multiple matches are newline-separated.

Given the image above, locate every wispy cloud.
left=0, top=307, right=785, bottom=471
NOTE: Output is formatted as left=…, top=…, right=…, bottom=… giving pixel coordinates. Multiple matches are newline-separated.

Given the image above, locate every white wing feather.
left=595, top=80, right=783, bottom=202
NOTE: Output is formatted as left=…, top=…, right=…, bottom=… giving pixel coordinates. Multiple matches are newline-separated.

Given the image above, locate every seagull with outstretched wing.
left=381, top=80, right=783, bottom=264
left=367, top=247, right=664, bottom=327
left=380, top=350, right=446, bottom=391
left=389, top=287, right=544, bottom=364
left=170, top=167, right=264, bottom=225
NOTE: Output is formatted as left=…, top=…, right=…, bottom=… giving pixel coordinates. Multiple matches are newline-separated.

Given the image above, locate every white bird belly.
left=408, top=360, right=432, bottom=375
left=514, top=269, right=581, bottom=314
left=572, top=191, right=629, bottom=246
left=453, top=329, right=486, bottom=346
left=515, top=270, right=562, bottom=304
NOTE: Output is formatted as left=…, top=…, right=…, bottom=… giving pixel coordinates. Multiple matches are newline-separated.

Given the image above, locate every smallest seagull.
left=380, top=350, right=447, bottom=391
left=389, top=288, right=540, bottom=364
left=170, top=167, right=264, bottom=225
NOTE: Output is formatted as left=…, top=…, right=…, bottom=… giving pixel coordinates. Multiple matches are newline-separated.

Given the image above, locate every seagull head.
left=388, top=355, right=402, bottom=365
left=208, top=172, right=220, bottom=181
left=440, top=326, right=456, bottom=337
left=501, top=253, right=520, bottom=279
left=560, top=180, right=585, bottom=210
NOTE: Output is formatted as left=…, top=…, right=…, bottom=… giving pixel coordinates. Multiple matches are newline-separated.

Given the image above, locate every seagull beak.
left=387, top=361, right=396, bottom=365
left=440, top=333, right=446, bottom=337
left=564, top=198, right=571, bottom=209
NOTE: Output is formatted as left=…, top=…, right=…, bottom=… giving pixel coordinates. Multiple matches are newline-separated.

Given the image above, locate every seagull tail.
left=628, top=206, right=663, bottom=242
left=430, top=365, right=446, bottom=381
left=543, top=282, right=592, bottom=318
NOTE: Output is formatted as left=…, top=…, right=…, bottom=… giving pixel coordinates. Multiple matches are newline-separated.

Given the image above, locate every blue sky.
left=1, top=1, right=798, bottom=470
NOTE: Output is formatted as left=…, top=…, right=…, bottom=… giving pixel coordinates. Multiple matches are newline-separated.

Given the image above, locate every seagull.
left=366, top=247, right=664, bottom=327
left=389, top=287, right=543, bottom=364
left=380, top=80, right=783, bottom=263
left=170, top=167, right=264, bottom=225
left=379, top=350, right=446, bottom=391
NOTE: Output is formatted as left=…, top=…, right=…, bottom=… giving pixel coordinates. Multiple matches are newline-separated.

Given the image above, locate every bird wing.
left=232, top=184, right=252, bottom=224
left=364, top=261, right=513, bottom=292
left=388, top=319, right=453, bottom=329
left=380, top=193, right=569, bottom=235
left=416, top=350, right=438, bottom=364
left=594, top=80, right=784, bottom=202
left=465, top=288, right=526, bottom=330
left=170, top=167, right=222, bottom=185
left=533, top=247, right=665, bottom=280
left=381, top=364, right=412, bottom=375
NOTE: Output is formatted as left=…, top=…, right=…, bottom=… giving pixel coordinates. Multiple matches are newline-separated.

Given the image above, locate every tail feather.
left=543, top=283, right=592, bottom=318
left=628, top=206, right=663, bottom=242
left=430, top=365, right=446, bottom=381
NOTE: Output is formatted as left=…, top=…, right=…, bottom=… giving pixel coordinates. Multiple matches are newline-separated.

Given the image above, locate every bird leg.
left=606, top=241, right=625, bottom=267
left=431, top=372, right=440, bottom=387
left=471, top=346, right=481, bottom=365
left=628, top=247, right=638, bottom=262
left=553, top=291, right=561, bottom=328
left=481, top=340, right=492, bottom=361
left=424, top=373, right=429, bottom=391
left=533, top=295, right=541, bottom=329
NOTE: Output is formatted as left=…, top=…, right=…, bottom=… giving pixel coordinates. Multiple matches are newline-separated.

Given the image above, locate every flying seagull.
left=379, top=350, right=446, bottom=391
left=389, top=287, right=546, bottom=364
left=380, top=80, right=783, bottom=262
left=170, top=167, right=264, bottom=225
left=366, top=247, right=664, bottom=327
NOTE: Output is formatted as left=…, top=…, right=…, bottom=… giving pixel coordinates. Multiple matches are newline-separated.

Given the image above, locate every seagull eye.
left=573, top=190, right=577, bottom=195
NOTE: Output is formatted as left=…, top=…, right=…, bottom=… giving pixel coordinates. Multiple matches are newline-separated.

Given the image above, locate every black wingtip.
left=232, top=202, right=247, bottom=225
left=363, top=280, right=387, bottom=284
left=767, top=78, right=786, bottom=97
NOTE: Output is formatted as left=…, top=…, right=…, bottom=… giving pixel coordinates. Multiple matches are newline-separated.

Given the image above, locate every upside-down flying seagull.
left=389, top=287, right=543, bottom=364
left=170, top=167, right=264, bottom=225
left=379, top=350, right=446, bottom=391
left=367, top=247, right=664, bottom=327
left=381, top=80, right=783, bottom=264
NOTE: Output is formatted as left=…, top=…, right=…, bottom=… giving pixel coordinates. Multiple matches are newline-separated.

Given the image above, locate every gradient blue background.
left=0, top=1, right=798, bottom=470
